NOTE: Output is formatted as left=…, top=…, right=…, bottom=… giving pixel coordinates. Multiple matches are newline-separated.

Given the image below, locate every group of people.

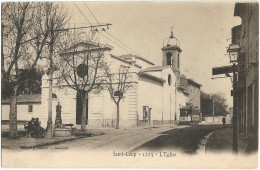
left=25, top=117, right=45, bottom=137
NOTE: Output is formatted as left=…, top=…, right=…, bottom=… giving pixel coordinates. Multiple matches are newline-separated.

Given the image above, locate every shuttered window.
left=28, top=105, right=33, bottom=113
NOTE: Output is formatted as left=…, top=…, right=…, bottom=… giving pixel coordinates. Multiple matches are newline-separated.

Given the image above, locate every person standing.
left=222, top=116, right=226, bottom=128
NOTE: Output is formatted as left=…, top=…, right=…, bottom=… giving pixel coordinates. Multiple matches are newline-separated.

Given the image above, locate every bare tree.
left=2, top=2, right=38, bottom=138
left=58, top=31, right=110, bottom=130
left=1, top=2, right=69, bottom=138
left=105, top=65, right=133, bottom=129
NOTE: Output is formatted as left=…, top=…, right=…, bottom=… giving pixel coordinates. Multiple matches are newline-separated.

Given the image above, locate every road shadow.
left=133, top=124, right=223, bottom=154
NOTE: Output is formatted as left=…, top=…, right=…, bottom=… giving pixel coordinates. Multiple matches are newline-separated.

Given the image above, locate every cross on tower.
left=170, top=27, right=174, bottom=38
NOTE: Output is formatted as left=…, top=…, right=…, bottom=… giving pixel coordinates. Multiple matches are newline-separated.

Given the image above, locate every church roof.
left=140, top=65, right=170, bottom=73
left=2, top=94, right=41, bottom=104
left=138, top=72, right=165, bottom=84
left=118, top=54, right=155, bottom=65
left=60, top=41, right=113, bottom=56
left=187, top=78, right=202, bottom=88
left=110, top=54, right=142, bottom=68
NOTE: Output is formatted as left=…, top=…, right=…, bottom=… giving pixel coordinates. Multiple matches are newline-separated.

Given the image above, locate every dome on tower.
left=163, top=27, right=180, bottom=48
left=161, top=27, right=182, bottom=53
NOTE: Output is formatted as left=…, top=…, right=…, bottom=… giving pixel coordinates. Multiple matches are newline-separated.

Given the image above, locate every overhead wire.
left=84, top=2, right=100, bottom=25
left=104, top=31, right=144, bottom=58
left=74, top=3, right=92, bottom=26
left=76, top=2, right=144, bottom=56
left=97, top=31, right=133, bottom=54
left=83, top=2, right=145, bottom=58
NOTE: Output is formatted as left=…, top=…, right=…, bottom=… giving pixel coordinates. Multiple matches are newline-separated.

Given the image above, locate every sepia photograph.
left=1, top=1, right=259, bottom=168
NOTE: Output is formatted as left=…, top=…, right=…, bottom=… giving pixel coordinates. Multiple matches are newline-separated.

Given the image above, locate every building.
left=232, top=3, right=259, bottom=151
left=2, top=31, right=202, bottom=129
left=1, top=94, right=41, bottom=122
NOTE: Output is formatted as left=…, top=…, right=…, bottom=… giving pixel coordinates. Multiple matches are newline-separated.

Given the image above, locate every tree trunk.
left=81, top=98, right=87, bottom=131
left=116, top=103, right=120, bottom=129
left=45, top=70, right=53, bottom=138
left=9, top=87, right=18, bottom=138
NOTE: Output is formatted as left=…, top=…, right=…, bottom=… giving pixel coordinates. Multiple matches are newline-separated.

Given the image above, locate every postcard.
left=1, top=1, right=258, bottom=168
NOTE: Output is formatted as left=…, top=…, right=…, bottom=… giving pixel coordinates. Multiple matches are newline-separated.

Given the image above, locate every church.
left=2, top=31, right=202, bottom=129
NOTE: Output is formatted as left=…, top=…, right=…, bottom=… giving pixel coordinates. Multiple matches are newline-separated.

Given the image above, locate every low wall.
left=87, top=119, right=137, bottom=128
left=204, top=115, right=232, bottom=124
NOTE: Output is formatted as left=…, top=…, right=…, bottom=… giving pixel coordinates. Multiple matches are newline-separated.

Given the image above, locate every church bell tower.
left=161, top=28, right=182, bottom=78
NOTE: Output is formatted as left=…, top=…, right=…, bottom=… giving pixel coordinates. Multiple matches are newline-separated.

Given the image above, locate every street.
left=7, top=124, right=223, bottom=154
left=40, top=125, right=188, bottom=152
left=133, top=124, right=223, bottom=154
left=2, top=124, right=255, bottom=168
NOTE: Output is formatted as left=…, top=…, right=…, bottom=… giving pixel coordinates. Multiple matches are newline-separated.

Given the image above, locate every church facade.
left=2, top=32, right=202, bottom=129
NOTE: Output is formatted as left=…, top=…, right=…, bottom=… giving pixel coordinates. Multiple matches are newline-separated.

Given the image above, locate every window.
left=52, top=93, right=57, bottom=98
left=143, top=106, right=148, bottom=118
left=28, top=105, right=33, bottom=113
left=166, top=52, right=172, bottom=65
left=178, top=53, right=180, bottom=68
left=168, top=74, right=172, bottom=86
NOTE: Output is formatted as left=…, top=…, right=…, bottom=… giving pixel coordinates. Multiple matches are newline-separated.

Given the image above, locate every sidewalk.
left=205, top=127, right=248, bottom=154
left=2, top=123, right=180, bottom=150
left=1, top=130, right=102, bottom=150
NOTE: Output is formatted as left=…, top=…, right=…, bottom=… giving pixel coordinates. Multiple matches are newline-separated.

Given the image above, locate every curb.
left=196, top=131, right=216, bottom=155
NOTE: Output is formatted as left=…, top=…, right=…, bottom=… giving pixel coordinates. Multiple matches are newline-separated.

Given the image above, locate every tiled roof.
left=118, top=54, right=155, bottom=65
left=2, top=94, right=41, bottom=104
left=138, top=72, right=165, bottom=84
left=110, top=54, right=142, bottom=68
left=187, top=78, right=202, bottom=87
left=140, top=65, right=171, bottom=73
left=60, top=41, right=113, bottom=56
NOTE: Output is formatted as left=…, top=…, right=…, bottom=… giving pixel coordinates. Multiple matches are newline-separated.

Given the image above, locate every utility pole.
left=175, top=82, right=177, bottom=123
left=170, top=92, right=172, bottom=124
left=212, top=98, right=214, bottom=122
left=213, top=43, right=240, bottom=155
left=44, top=23, right=112, bottom=138
left=46, top=20, right=54, bottom=138
left=233, top=64, right=238, bottom=154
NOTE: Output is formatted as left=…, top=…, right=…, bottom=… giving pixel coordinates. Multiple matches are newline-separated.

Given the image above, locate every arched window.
left=168, top=74, right=172, bottom=86
left=52, top=93, right=57, bottom=98
left=178, top=53, right=180, bottom=68
left=166, top=52, right=172, bottom=65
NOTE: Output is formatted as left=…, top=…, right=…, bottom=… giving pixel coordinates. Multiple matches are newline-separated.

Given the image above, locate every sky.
left=67, top=1, right=241, bottom=107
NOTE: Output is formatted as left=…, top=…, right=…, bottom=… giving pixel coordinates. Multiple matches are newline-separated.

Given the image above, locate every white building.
left=2, top=94, right=41, bottom=122
left=2, top=32, right=194, bottom=129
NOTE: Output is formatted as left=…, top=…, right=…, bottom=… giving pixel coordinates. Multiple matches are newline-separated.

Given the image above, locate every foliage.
left=1, top=68, right=42, bottom=99
left=1, top=2, right=69, bottom=138
left=201, top=91, right=229, bottom=117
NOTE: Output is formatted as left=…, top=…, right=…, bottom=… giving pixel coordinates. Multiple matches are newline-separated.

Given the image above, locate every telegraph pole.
left=233, top=64, right=238, bottom=154
left=170, top=92, right=172, bottom=124
left=213, top=42, right=240, bottom=155
left=175, top=82, right=177, bottom=123
left=212, top=99, right=214, bottom=122
left=46, top=20, right=54, bottom=138
left=44, top=23, right=112, bottom=138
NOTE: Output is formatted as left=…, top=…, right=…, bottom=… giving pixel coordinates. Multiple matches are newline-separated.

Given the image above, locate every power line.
left=75, top=2, right=137, bottom=56
left=97, top=32, right=132, bottom=54
left=82, top=2, right=144, bottom=58
left=104, top=31, right=144, bottom=57
left=74, top=3, right=92, bottom=26
left=54, top=24, right=112, bottom=32
left=84, top=2, right=100, bottom=25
